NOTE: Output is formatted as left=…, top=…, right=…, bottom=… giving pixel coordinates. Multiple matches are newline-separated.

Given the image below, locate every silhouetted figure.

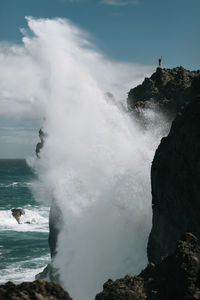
left=158, top=57, right=162, bottom=67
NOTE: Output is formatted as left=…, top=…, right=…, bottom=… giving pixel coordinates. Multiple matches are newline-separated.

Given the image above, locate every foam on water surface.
left=0, top=254, right=50, bottom=284
left=0, top=207, right=49, bottom=232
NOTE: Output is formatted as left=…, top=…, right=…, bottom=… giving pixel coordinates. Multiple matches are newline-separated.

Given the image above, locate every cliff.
left=96, top=233, right=200, bottom=300
left=0, top=280, right=72, bottom=300
left=127, top=66, right=200, bottom=117
left=148, top=76, right=200, bottom=263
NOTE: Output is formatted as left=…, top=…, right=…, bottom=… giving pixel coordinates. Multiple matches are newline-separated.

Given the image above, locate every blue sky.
left=1, top=0, right=199, bottom=68
left=0, top=0, right=199, bottom=158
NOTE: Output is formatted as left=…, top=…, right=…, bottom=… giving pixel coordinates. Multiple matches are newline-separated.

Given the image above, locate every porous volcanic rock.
left=127, top=66, right=200, bottom=116
left=148, top=76, right=200, bottom=263
left=0, top=279, right=72, bottom=300
left=95, top=233, right=200, bottom=300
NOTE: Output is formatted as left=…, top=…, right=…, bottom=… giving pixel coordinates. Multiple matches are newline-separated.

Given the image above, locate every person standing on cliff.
left=158, top=57, right=162, bottom=67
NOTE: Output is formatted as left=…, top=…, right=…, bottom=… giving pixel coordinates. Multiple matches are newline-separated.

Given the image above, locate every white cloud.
left=101, top=0, right=138, bottom=6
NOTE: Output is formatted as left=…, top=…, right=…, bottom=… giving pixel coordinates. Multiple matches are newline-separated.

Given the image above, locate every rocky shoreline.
left=1, top=66, right=200, bottom=300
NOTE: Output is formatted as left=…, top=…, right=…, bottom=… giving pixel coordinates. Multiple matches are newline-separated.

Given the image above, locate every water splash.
left=0, top=17, right=167, bottom=300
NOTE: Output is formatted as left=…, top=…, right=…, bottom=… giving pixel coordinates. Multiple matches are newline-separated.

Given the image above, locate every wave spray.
left=0, top=17, right=167, bottom=300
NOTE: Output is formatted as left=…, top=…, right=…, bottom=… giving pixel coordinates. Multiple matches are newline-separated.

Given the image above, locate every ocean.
left=0, top=159, right=50, bottom=284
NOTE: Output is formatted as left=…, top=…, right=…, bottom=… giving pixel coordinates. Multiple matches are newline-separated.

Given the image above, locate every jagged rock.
left=95, top=233, right=200, bottom=300
left=36, top=201, right=64, bottom=281
left=0, top=279, right=72, bottom=300
left=127, top=66, right=200, bottom=117
left=11, top=208, right=25, bottom=224
left=36, top=128, right=46, bottom=158
left=148, top=76, right=200, bottom=263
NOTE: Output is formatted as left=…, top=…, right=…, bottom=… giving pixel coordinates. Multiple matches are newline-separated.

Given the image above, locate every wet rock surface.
left=11, top=208, right=25, bottom=224
left=0, top=279, right=72, bottom=300
left=96, top=233, right=200, bottom=300
left=148, top=77, right=200, bottom=263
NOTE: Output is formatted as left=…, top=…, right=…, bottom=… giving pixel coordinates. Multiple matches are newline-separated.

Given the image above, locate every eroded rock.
left=0, top=279, right=72, bottom=300
left=11, top=208, right=25, bottom=224
left=127, top=66, right=200, bottom=117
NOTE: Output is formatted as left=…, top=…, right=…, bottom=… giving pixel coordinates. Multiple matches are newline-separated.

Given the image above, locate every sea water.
left=0, top=159, right=50, bottom=284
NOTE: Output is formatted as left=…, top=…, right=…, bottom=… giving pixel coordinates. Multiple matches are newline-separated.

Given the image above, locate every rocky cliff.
left=147, top=75, right=200, bottom=263
left=127, top=66, right=200, bottom=263
left=96, top=233, right=200, bottom=300
left=128, top=66, right=200, bottom=117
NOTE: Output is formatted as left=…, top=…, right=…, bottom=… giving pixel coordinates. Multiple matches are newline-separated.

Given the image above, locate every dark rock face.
left=95, top=233, right=200, bottom=300
left=11, top=208, right=25, bottom=224
left=36, top=201, right=64, bottom=281
left=148, top=77, right=200, bottom=263
left=48, top=201, right=64, bottom=259
left=36, top=128, right=45, bottom=158
left=0, top=279, right=72, bottom=300
left=127, top=66, right=200, bottom=116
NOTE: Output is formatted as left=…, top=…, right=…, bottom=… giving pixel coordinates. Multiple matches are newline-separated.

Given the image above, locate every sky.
left=0, top=0, right=199, bottom=158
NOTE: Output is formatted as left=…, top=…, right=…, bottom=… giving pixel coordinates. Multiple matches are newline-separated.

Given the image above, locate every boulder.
left=11, top=208, right=25, bottom=224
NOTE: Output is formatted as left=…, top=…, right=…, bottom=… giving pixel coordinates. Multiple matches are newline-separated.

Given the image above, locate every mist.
left=0, top=17, right=168, bottom=300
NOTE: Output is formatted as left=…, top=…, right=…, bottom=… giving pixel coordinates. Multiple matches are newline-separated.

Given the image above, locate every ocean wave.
left=0, top=254, right=50, bottom=285
left=0, top=182, right=33, bottom=188
left=0, top=207, right=49, bottom=233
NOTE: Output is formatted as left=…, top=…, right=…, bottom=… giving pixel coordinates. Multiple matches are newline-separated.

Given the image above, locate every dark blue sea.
left=0, top=159, right=50, bottom=283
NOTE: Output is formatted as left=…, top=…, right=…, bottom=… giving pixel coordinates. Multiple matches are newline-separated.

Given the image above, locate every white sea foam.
left=0, top=182, right=33, bottom=188
left=0, top=207, right=49, bottom=232
left=0, top=254, right=50, bottom=285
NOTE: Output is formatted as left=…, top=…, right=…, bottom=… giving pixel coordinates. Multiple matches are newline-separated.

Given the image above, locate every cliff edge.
left=127, top=66, right=200, bottom=116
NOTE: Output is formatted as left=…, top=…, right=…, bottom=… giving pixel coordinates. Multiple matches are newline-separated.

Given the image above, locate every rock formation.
left=11, top=208, right=25, bottom=224
left=127, top=66, right=200, bottom=117
left=36, top=128, right=45, bottom=158
left=0, top=279, right=72, bottom=300
left=35, top=127, right=64, bottom=281
left=148, top=76, right=200, bottom=263
left=96, top=233, right=200, bottom=300
left=36, top=201, right=64, bottom=281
